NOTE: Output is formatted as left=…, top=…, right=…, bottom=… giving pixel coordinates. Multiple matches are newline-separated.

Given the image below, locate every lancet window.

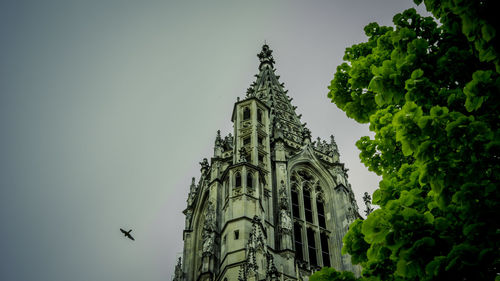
left=247, top=173, right=253, bottom=191
left=243, top=107, right=251, bottom=120
left=235, top=172, right=241, bottom=188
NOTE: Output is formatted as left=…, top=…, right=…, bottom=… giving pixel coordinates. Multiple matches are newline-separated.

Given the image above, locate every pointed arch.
left=243, top=107, right=251, bottom=120
left=235, top=171, right=242, bottom=188
left=246, top=171, right=253, bottom=191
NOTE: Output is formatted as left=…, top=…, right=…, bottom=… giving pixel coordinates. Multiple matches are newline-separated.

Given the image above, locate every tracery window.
left=257, top=108, right=263, bottom=123
left=290, top=169, right=331, bottom=268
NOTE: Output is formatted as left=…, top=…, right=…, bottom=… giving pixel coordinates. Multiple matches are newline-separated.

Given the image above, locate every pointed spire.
left=245, top=44, right=305, bottom=146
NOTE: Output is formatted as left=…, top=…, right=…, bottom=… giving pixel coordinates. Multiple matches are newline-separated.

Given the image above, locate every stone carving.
left=257, top=44, right=275, bottom=68
left=223, top=133, right=234, bottom=150
left=173, top=257, right=183, bottom=281
left=239, top=147, right=248, bottom=162
left=346, top=206, right=357, bottom=223
left=238, top=264, right=247, bottom=281
left=302, top=127, right=311, bottom=143
left=245, top=216, right=267, bottom=272
left=199, top=158, right=209, bottom=173
left=266, top=251, right=279, bottom=279
left=363, top=192, right=374, bottom=216
left=202, top=201, right=216, bottom=256
left=330, top=135, right=338, bottom=151
left=280, top=209, right=292, bottom=235
left=215, top=130, right=222, bottom=146
left=187, top=177, right=197, bottom=207
left=184, top=209, right=192, bottom=226
left=278, top=180, right=292, bottom=235
left=279, top=180, right=288, bottom=209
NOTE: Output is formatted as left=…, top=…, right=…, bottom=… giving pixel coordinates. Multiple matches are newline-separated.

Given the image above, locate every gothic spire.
left=246, top=44, right=306, bottom=146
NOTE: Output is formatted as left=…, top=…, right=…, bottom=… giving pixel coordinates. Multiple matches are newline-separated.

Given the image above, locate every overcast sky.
left=0, top=1, right=429, bottom=280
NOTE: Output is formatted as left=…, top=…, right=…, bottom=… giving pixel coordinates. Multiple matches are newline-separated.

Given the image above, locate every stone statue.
left=202, top=201, right=216, bottom=256
left=278, top=180, right=289, bottom=210
left=199, top=158, right=209, bottom=173
left=302, top=127, right=311, bottom=142
left=173, top=257, right=183, bottom=281
left=239, top=147, right=248, bottom=162
left=279, top=209, right=292, bottom=235
left=363, top=192, right=374, bottom=216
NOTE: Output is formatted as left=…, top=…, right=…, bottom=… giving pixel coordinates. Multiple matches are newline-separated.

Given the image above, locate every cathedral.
left=173, top=45, right=362, bottom=281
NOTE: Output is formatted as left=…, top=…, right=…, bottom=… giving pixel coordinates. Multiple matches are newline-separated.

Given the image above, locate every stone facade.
left=174, top=45, right=362, bottom=281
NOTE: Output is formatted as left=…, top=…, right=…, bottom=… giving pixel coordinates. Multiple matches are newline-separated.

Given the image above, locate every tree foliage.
left=310, top=267, right=359, bottom=281
left=327, top=2, right=499, bottom=281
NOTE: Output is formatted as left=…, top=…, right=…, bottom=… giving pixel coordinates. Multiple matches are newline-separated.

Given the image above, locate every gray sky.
left=0, top=1, right=428, bottom=280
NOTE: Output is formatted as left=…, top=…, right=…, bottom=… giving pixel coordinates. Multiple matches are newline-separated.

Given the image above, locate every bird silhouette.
left=120, top=228, right=135, bottom=241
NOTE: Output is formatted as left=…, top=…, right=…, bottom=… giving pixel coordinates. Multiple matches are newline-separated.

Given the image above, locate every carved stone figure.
left=279, top=209, right=292, bottom=235
left=199, top=158, right=209, bottom=173
left=302, top=127, right=312, bottom=142
left=173, top=257, right=183, bottom=281
left=239, top=147, right=248, bottom=162
left=363, top=192, right=374, bottom=216
left=279, top=180, right=289, bottom=210
left=202, top=201, right=216, bottom=256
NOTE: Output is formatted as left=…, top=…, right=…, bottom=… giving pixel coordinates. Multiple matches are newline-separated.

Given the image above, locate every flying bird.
left=120, top=228, right=135, bottom=241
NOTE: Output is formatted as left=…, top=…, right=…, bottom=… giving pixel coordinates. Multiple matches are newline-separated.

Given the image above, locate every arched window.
left=290, top=169, right=332, bottom=268
left=235, top=172, right=241, bottom=188
left=257, top=108, right=263, bottom=123
left=243, top=107, right=250, bottom=120
left=246, top=172, right=253, bottom=191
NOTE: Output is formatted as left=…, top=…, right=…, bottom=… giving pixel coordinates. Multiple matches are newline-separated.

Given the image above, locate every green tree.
left=310, top=267, right=359, bottom=281
left=328, top=2, right=499, bottom=281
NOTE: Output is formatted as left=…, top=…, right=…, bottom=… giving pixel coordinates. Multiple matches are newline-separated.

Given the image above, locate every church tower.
left=175, top=45, right=361, bottom=281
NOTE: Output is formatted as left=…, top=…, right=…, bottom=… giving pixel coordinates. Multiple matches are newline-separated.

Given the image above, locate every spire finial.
left=257, top=44, right=275, bottom=70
